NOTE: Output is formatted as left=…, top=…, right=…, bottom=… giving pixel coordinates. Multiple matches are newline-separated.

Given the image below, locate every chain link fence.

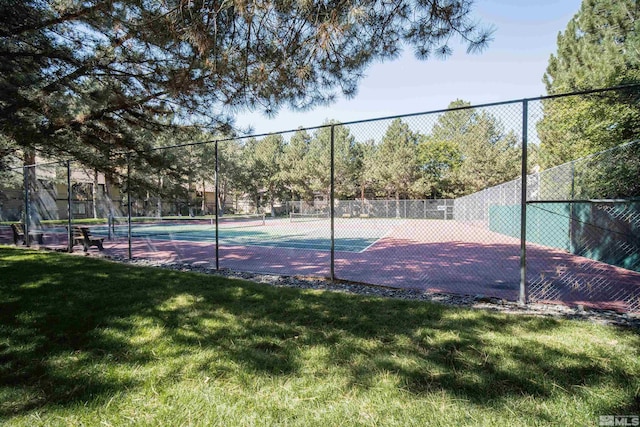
left=0, top=161, right=126, bottom=251
left=2, top=86, right=639, bottom=313
left=287, top=199, right=454, bottom=219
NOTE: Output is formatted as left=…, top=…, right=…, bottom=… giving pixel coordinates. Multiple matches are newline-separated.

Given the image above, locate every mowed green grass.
left=0, top=247, right=638, bottom=426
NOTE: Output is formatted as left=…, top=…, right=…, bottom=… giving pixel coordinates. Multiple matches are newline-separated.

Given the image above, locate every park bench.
left=72, top=226, right=104, bottom=252
left=11, top=223, right=44, bottom=245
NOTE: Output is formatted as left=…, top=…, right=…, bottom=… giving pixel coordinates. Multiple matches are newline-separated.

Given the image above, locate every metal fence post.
left=569, top=161, right=575, bottom=253
left=214, top=140, right=220, bottom=270
left=127, top=153, right=132, bottom=260
left=519, top=100, right=529, bottom=305
left=67, top=161, right=72, bottom=252
left=330, top=125, right=335, bottom=282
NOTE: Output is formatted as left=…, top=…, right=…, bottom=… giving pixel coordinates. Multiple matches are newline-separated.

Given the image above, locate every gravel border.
left=101, top=255, right=640, bottom=329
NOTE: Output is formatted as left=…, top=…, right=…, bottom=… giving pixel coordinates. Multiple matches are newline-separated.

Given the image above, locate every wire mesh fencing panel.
left=115, top=144, right=217, bottom=264
left=526, top=102, right=640, bottom=314
left=454, top=178, right=523, bottom=228
left=67, top=162, right=124, bottom=254
left=114, top=129, right=335, bottom=276
left=5, top=86, right=638, bottom=313
left=215, top=129, right=333, bottom=277
left=20, top=162, right=69, bottom=249
left=1, top=161, right=120, bottom=251
left=307, top=199, right=455, bottom=219
left=334, top=101, right=525, bottom=300
left=0, top=167, right=24, bottom=245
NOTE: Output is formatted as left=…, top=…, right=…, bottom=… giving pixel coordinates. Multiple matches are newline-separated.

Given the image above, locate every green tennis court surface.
left=98, top=217, right=388, bottom=253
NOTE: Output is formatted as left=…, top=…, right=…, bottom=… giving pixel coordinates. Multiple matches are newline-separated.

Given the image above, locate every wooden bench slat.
left=71, top=226, right=104, bottom=252
left=11, top=223, right=44, bottom=245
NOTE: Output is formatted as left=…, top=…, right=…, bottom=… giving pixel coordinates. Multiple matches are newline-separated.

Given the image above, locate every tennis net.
left=218, top=213, right=266, bottom=228
left=289, top=212, right=330, bottom=222
left=108, top=214, right=266, bottom=236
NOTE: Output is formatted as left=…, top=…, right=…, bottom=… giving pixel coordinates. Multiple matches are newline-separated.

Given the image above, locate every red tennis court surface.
left=2, top=219, right=639, bottom=313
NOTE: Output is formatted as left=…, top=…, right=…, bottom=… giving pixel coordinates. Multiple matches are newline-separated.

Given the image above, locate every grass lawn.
left=0, top=247, right=638, bottom=426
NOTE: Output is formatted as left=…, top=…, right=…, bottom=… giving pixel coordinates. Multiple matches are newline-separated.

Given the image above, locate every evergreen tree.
left=306, top=122, right=360, bottom=200
left=371, top=119, right=422, bottom=210
left=280, top=129, right=314, bottom=202
left=539, top=0, right=640, bottom=168
left=417, top=136, right=462, bottom=198
left=421, top=100, right=520, bottom=196
left=0, top=134, right=19, bottom=172
left=243, top=134, right=285, bottom=214
left=455, top=110, right=520, bottom=192
left=0, top=0, right=491, bottom=176
left=216, top=140, right=245, bottom=215
left=355, top=139, right=377, bottom=201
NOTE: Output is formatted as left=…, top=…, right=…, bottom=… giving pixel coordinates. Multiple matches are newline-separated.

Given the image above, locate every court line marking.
left=357, top=227, right=396, bottom=253
left=86, top=220, right=392, bottom=253
left=102, top=232, right=378, bottom=253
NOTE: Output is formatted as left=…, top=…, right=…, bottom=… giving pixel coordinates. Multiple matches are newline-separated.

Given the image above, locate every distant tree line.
left=136, top=100, right=522, bottom=214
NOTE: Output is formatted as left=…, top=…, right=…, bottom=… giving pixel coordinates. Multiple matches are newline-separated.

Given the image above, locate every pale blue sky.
left=235, top=0, right=582, bottom=135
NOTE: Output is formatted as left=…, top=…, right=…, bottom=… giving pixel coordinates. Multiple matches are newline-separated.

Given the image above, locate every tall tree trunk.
left=103, top=171, right=114, bottom=219
left=234, top=192, right=238, bottom=214
left=156, top=175, right=163, bottom=218
left=92, top=169, right=98, bottom=219
left=187, top=175, right=194, bottom=217
left=23, top=150, right=37, bottom=226
left=270, top=184, right=275, bottom=217
left=201, top=178, right=206, bottom=215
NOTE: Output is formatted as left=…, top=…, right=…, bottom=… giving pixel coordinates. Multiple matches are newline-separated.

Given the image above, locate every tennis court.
left=81, top=215, right=631, bottom=312
left=2, top=213, right=639, bottom=312
left=100, top=214, right=389, bottom=252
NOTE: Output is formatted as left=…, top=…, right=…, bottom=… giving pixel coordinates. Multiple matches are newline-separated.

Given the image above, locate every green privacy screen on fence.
left=489, top=202, right=640, bottom=272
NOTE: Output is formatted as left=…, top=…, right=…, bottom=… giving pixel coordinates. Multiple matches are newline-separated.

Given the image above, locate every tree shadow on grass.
left=0, top=247, right=639, bottom=421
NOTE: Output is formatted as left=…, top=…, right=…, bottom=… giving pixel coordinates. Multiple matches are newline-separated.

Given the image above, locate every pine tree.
left=216, top=140, right=245, bottom=215
left=243, top=134, right=285, bottom=214
left=418, top=100, right=519, bottom=196
left=371, top=119, right=422, bottom=210
left=539, top=0, right=640, bottom=168
left=1, top=0, right=492, bottom=177
left=305, top=122, right=360, bottom=200
left=280, top=129, right=314, bottom=202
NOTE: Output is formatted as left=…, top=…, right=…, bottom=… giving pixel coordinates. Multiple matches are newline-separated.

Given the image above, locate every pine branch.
left=3, top=2, right=110, bottom=36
